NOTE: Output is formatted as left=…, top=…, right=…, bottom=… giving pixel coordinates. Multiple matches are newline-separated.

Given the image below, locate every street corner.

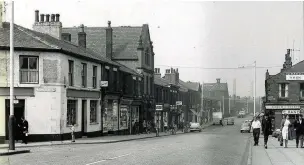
left=0, top=148, right=30, bottom=156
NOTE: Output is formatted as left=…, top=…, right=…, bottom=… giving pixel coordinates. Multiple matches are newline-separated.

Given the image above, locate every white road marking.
left=85, top=153, right=131, bottom=165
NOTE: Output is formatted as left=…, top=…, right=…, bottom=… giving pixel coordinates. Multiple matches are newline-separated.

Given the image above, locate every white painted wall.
left=0, top=50, right=103, bottom=137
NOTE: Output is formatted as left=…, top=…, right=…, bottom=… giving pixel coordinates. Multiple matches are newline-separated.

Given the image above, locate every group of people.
left=251, top=113, right=304, bottom=149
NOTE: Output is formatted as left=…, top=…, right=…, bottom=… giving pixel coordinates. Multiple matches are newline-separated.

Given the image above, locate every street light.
left=8, top=0, right=15, bottom=150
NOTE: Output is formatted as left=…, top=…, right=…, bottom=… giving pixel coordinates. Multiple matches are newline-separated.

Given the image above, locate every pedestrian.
left=164, top=120, right=168, bottom=133
left=135, top=120, right=140, bottom=135
left=281, top=114, right=291, bottom=148
left=143, top=119, right=147, bottom=134
left=71, top=123, right=75, bottom=142
left=294, top=114, right=304, bottom=148
left=262, top=114, right=272, bottom=149
left=220, top=118, right=224, bottom=126
left=20, top=117, right=29, bottom=144
left=251, top=116, right=261, bottom=146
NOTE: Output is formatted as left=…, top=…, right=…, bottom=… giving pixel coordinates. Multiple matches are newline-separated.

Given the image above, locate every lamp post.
left=254, top=61, right=256, bottom=116
left=8, top=0, right=15, bottom=151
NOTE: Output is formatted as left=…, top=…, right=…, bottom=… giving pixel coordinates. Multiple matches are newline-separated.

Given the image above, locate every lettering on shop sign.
left=36, top=88, right=56, bottom=92
left=265, top=105, right=300, bottom=109
left=282, top=110, right=300, bottom=115
left=286, top=73, right=304, bottom=80
left=156, top=105, right=163, bottom=111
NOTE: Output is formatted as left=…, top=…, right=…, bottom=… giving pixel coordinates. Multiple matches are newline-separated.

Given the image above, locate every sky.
left=2, top=0, right=304, bottom=97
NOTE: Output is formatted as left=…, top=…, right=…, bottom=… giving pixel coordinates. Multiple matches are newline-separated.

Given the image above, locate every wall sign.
left=156, top=105, right=163, bottom=111
left=282, top=110, right=300, bottom=114
left=286, top=73, right=304, bottom=80
left=36, top=88, right=56, bottom=92
left=265, top=105, right=300, bottom=109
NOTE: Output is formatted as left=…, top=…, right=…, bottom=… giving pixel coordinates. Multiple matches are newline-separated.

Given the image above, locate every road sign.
left=100, top=81, right=108, bottom=87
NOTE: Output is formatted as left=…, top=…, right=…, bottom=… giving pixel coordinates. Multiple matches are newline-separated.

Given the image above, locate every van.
left=227, top=117, right=235, bottom=125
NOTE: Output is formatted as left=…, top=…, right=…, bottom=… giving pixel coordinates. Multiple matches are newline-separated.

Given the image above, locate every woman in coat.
left=281, top=115, right=292, bottom=148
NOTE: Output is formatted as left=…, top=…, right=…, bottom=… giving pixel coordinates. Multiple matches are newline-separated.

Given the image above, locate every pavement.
left=250, top=134, right=304, bottom=165
left=0, top=117, right=252, bottom=165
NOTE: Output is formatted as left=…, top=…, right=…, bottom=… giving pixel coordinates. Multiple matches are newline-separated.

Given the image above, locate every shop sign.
left=176, top=101, right=182, bottom=105
left=100, top=81, right=108, bottom=87
left=36, top=88, right=56, bottom=92
left=282, top=110, right=300, bottom=114
left=286, top=73, right=304, bottom=80
left=265, top=105, right=300, bottom=109
left=156, top=105, right=163, bottom=111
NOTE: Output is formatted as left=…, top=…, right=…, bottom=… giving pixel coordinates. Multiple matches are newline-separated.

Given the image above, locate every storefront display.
left=120, top=105, right=129, bottom=130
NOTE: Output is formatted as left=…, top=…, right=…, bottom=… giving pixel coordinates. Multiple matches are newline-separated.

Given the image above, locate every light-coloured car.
left=240, top=123, right=251, bottom=133
left=226, top=117, right=235, bottom=125
left=189, top=122, right=202, bottom=132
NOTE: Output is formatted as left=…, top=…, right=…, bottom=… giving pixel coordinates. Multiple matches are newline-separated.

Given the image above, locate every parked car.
left=240, top=122, right=251, bottom=133
left=189, top=122, right=202, bottom=132
left=226, top=117, right=235, bottom=125
left=272, top=129, right=281, bottom=138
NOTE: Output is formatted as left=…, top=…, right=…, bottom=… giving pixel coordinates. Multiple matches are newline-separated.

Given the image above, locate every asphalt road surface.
left=0, top=116, right=252, bottom=165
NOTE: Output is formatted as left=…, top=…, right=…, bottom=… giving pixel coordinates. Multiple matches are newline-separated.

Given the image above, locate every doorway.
left=5, top=99, right=25, bottom=141
left=81, top=100, right=87, bottom=136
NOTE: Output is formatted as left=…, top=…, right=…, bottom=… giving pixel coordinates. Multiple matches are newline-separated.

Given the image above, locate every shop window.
left=19, top=56, right=39, bottom=84
left=300, top=83, right=304, bottom=98
left=67, top=100, right=77, bottom=126
left=90, top=100, right=97, bottom=123
left=279, top=83, right=288, bottom=98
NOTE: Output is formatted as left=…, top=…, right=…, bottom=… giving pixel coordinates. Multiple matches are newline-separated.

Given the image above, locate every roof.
left=266, top=60, right=304, bottom=81
left=0, top=22, right=140, bottom=76
left=154, top=76, right=170, bottom=86
left=179, top=79, right=201, bottom=92
left=62, top=26, right=144, bottom=60
left=203, top=83, right=228, bottom=92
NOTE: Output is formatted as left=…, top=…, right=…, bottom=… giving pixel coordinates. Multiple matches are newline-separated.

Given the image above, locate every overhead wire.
left=155, top=64, right=282, bottom=70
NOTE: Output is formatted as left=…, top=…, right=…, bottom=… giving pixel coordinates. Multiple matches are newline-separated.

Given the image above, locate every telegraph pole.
left=253, top=61, right=256, bottom=116
left=8, top=0, right=15, bottom=150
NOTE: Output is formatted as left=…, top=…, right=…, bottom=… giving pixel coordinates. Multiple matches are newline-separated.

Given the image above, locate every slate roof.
left=0, top=22, right=140, bottom=76
left=154, top=76, right=170, bottom=86
left=62, top=26, right=144, bottom=60
left=203, top=82, right=228, bottom=92
left=267, top=60, right=304, bottom=80
left=178, top=80, right=201, bottom=92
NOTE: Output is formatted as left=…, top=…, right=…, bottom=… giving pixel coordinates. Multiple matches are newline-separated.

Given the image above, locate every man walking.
left=21, top=117, right=29, bottom=144
left=262, top=114, right=272, bottom=149
left=252, top=116, right=261, bottom=146
left=294, top=114, right=304, bottom=148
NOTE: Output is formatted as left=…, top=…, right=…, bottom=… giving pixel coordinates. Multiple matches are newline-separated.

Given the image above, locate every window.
left=113, top=70, right=117, bottom=91
left=67, top=100, right=77, bottom=126
left=81, top=63, right=87, bottom=87
left=19, top=56, right=39, bottom=83
left=279, top=83, right=288, bottom=98
left=138, top=79, right=141, bottom=96
left=92, top=66, right=97, bottom=88
left=150, top=77, right=153, bottom=95
left=68, top=60, right=74, bottom=86
left=133, top=78, right=137, bottom=96
left=90, top=100, right=97, bottom=123
left=104, top=68, right=110, bottom=81
left=145, top=49, right=149, bottom=65
left=300, top=83, right=304, bottom=98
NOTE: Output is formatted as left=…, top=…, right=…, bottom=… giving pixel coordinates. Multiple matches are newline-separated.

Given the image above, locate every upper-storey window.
left=81, top=63, right=87, bottom=88
left=92, top=65, right=97, bottom=89
left=19, top=56, right=39, bottom=84
left=300, top=83, right=304, bottom=98
left=68, top=60, right=74, bottom=86
left=279, top=83, right=288, bottom=98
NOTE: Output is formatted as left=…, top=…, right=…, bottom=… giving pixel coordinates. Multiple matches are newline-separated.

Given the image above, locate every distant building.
left=203, top=79, right=230, bottom=117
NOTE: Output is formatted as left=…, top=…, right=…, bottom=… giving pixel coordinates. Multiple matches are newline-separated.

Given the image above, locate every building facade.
left=265, top=49, right=304, bottom=134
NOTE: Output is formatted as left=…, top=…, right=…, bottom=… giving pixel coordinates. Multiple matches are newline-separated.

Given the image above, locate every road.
left=0, top=116, right=252, bottom=165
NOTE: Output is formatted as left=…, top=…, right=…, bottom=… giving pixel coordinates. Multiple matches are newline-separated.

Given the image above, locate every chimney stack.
left=154, top=68, right=161, bottom=78
left=35, top=10, right=39, bottom=22
left=106, top=21, right=113, bottom=59
left=216, top=78, right=221, bottom=83
left=46, top=14, right=50, bottom=22
left=62, top=33, right=71, bottom=42
left=33, top=10, right=63, bottom=40
left=55, top=14, right=60, bottom=22
left=51, top=14, right=55, bottom=22
left=78, top=24, right=87, bottom=48
left=40, top=14, right=45, bottom=22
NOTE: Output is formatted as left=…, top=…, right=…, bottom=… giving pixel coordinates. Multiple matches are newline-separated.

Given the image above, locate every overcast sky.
left=2, top=0, right=303, bottom=97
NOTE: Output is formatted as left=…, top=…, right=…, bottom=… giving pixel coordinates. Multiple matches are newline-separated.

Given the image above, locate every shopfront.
left=103, top=97, right=119, bottom=134
left=265, top=104, right=304, bottom=139
left=119, top=98, right=133, bottom=134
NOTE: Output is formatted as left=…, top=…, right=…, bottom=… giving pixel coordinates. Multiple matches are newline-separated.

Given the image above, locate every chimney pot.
left=216, top=78, right=221, bottom=83
left=108, top=21, right=111, bottom=27
left=40, top=14, right=45, bottom=22
left=78, top=24, right=86, bottom=48
left=46, top=14, right=50, bottom=22
left=80, top=24, right=84, bottom=32
left=55, top=14, right=60, bottom=22
left=35, top=10, right=39, bottom=22
left=51, top=14, right=55, bottom=22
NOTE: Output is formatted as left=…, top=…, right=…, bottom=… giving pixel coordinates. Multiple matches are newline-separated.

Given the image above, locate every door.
left=5, top=99, right=25, bottom=140
left=81, top=100, right=87, bottom=136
